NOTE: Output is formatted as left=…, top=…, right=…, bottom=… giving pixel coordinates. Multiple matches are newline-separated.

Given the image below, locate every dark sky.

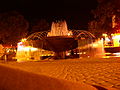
left=0, top=0, right=98, bottom=29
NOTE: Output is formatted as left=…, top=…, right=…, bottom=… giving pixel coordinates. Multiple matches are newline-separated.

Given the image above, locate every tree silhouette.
left=88, top=0, right=120, bottom=37
left=0, top=11, right=29, bottom=45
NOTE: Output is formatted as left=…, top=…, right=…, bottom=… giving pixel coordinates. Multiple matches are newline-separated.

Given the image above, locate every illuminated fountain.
left=16, top=20, right=105, bottom=62
left=78, top=39, right=105, bottom=58
left=72, top=30, right=105, bottom=58
left=48, top=21, right=70, bottom=36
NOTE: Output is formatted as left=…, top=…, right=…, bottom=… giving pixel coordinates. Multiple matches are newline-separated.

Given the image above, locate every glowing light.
left=17, top=42, right=24, bottom=51
left=112, top=34, right=120, bottom=47
left=111, top=34, right=114, bottom=36
left=21, top=46, right=38, bottom=51
left=105, top=53, right=112, bottom=55
left=66, top=52, right=71, bottom=56
left=17, top=42, right=38, bottom=51
left=103, top=33, right=120, bottom=47
left=105, top=37, right=110, bottom=42
left=24, top=47, right=31, bottom=51
left=83, top=52, right=86, bottom=54
left=48, top=21, right=69, bottom=36
left=112, top=34, right=120, bottom=39
left=18, top=42, right=23, bottom=45
left=92, top=43, right=98, bottom=47
left=88, top=56, right=90, bottom=58
left=68, top=33, right=71, bottom=36
left=102, top=56, right=111, bottom=58
left=102, top=33, right=107, bottom=37
left=68, top=31, right=73, bottom=36
left=21, top=38, right=27, bottom=42
left=113, top=52, right=120, bottom=56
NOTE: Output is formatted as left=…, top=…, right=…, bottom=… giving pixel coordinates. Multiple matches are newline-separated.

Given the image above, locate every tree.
left=0, top=11, right=29, bottom=45
left=88, top=0, right=120, bottom=37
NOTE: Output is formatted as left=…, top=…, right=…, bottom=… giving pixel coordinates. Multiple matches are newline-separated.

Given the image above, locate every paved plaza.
left=0, top=57, right=120, bottom=89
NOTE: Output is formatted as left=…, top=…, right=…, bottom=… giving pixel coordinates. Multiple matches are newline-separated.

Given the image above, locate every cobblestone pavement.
left=1, top=57, right=120, bottom=89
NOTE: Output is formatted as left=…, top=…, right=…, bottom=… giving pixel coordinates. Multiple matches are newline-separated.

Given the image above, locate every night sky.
left=0, top=0, right=98, bottom=29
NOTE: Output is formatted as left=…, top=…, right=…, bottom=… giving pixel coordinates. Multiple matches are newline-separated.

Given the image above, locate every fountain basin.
left=26, top=36, right=78, bottom=52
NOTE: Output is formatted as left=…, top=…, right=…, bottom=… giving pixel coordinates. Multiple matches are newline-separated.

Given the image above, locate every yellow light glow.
left=68, top=33, right=71, bottom=36
left=66, top=53, right=70, bottom=56
left=105, top=53, right=112, bottom=55
left=30, top=47, right=38, bottom=51
left=102, top=33, right=107, bottom=37
left=92, top=43, right=98, bottom=47
left=111, top=34, right=114, bottom=36
left=102, top=56, right=110, bottom=58
left=68, top=31, right=73, bottom=36
left=22, top=46, right=38, bottom=51
left=105, top=37, right=110, bottom=42
left=17, top=42, right=38, bottom=51
left=21, top=38, right=27, bottom=42
left=112, top=33, right=120, bottom=47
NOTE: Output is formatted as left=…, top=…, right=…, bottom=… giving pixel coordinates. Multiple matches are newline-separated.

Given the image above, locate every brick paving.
left=1, top=57, right=120, bottom=89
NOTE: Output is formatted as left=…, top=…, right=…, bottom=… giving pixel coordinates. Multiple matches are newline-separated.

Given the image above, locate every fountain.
left=16, top=20, right=105, bottom=62
left=48, top=21, right=69, bottom=36
left=77, top=39, right=105, bottom=58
